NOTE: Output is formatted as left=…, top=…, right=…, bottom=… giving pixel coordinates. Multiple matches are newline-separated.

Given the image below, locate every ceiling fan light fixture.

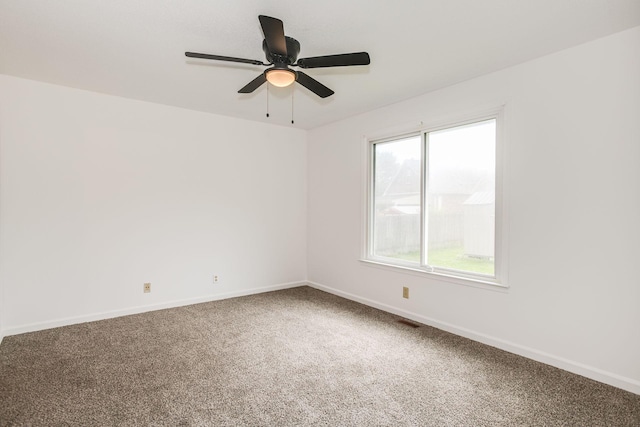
left=266, top=68, right=296, bottom=87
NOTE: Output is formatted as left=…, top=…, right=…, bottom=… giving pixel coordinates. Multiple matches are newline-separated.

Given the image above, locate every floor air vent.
left=397, top=319, right=420, bottom=328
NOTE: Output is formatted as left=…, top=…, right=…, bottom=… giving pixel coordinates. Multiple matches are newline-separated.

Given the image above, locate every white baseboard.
left=307, top=280, right=640, bottom=396
left=2, top=281, right=305, bottom=337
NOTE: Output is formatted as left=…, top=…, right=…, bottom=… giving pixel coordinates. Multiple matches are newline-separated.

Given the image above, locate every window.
left=367, top=113, right=505, bottom=286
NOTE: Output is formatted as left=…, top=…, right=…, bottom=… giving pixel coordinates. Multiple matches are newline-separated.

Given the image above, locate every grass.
left=392, top=246, right=494, bottom=276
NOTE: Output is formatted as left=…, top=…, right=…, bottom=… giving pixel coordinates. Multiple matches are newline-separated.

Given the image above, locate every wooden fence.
left=374, top=212, right=464, bottom=257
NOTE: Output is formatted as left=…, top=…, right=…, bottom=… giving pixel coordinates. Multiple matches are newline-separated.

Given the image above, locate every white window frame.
left=362, top=107, right=508, bottom=290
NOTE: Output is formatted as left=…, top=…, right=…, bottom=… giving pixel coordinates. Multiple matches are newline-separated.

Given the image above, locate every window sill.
left=359, top=259, right=509, bottom=293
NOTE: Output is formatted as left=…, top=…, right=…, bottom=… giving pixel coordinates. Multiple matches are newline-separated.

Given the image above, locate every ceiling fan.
left=185, top=15, right=370, bottom=98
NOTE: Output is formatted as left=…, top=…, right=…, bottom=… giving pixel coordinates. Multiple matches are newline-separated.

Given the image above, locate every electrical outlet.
left=213, top=275, right=219, bottom=284
left=144, top=282, right=151, bottom=293
left=402, top=286, right=409, bottom=299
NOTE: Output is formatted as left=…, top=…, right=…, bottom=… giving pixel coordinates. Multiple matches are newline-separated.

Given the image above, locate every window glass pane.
left=427, top=120, right=495, bottom=275
left=373, top=136, right=421, bottom=262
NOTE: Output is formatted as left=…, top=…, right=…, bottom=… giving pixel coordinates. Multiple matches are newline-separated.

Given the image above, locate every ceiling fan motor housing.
left=263, top=37, right=300, bottom=65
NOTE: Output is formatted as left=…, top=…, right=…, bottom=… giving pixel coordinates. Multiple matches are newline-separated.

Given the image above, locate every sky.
left=376, top=119, right=496, bottom=173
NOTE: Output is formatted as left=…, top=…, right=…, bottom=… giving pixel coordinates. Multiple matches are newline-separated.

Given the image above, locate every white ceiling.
left=1, top=0, right=639, bottom=129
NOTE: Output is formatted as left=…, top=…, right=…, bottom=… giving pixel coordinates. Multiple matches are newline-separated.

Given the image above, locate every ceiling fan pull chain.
left=266, top=83, right=270, bottom=118
left=291, top=88, right=295, bottom=124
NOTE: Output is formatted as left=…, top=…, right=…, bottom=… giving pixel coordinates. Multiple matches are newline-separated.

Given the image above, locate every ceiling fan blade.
left=295, top=71, right=334, bottom=98
left=258, top=15, right=288, bottom=57
left=238, top=73, right=267, bottom=93
left=297, top=52, right=370, bottom=69
left=185, top=52, right=264, bottom=66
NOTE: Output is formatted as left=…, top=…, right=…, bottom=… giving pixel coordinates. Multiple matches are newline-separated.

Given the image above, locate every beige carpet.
left=1, top=286, right=638, bottom=426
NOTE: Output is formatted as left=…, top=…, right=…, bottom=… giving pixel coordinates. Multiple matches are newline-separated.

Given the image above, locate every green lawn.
left=393, top=247, right=494, bottom=276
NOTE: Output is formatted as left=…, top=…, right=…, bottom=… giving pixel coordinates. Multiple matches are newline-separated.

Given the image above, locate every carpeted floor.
left=1, top=286, right=639, bottom=426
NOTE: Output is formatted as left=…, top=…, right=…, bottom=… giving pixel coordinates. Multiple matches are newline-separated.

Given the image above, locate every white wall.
left=0, top=94, right=4, bottom=341
left=0, top=75, right=307, bottom=333
left=0, top=227, right=2, bottom=344
left=307, top=27, right=640, bottom=393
